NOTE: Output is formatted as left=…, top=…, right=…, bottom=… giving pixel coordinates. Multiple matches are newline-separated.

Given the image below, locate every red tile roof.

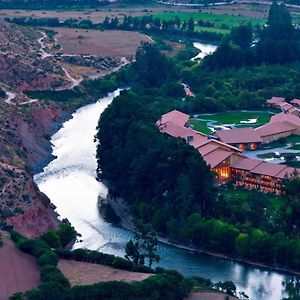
left=276, top=102, right=294, bottom=110
left=291, top=99, right=300, bottom=106
left=202, top=149, right=232, bottom=168
left=214, top=127, right=263, bottom=144
left=270, top=112, right=300, bottom=128
left=251, top=162, right=287, bottom=177
left=158, top=110, right=190, bottom=127
left=197, top=143, right=220, bottom=156
left=230, top=158, right=263, bottom=171
left=255, top=121, right=296, bottom=138
left=160, top=121, right=206, bottom=141
left=266, top=97, right=285, bottom=105
left=276, top=167, right=299, bottom=179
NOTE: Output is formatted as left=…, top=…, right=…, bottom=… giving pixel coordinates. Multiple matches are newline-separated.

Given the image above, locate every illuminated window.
left=250, top=143, right=256, bottom=150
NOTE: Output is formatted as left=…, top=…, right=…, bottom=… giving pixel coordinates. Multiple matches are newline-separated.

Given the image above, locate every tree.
left=187, top=18, right=195, bottom=32
left=125, top=221, right=160, bottom=267
left=231, top=24, right=253, bottom=49
left=131, top=42, right=175, bottom=88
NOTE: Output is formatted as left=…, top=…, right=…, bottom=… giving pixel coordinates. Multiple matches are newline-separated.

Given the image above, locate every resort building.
left=255, top=121, right=297, bottom=143
left=213, top=127, right=263, bottom=151
left=266, top=96, right=285, bottom=108
left=231, top=158, right=296, bottom=194
left=157, top=109, right=300, bottom=194
left=275, top=101, right=294, bottom=112
left=291, top=99, right=300, bottom=109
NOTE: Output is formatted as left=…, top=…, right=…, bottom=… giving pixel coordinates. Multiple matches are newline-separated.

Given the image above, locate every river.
left=33, top=43, right=296, bottom=300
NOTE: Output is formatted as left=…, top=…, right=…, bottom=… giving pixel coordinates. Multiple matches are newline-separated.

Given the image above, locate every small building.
left=288, top=107, right=300, bottom=117
left=157, top=110, right=190, bottom=128
left=266, top=97, right=285, bottom=108
left=275, top=101, right=294, bottom=112
left=255, top=121, right=297, bottom=143
left=291, top=99, right=300, bottom=109
left=213, top=127, right=263, bottom=151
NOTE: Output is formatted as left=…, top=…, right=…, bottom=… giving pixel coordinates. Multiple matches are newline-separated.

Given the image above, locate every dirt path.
left=37, top=31, right=53, bottom=59
left=58, top=259, right=150, bottom=286
left=4, top=90, right=16, bottom=105
left=0, top=232, right=40, bottom=300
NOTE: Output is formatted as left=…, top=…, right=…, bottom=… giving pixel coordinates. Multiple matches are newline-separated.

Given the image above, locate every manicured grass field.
left=190, top=111, right=272, bottom=134
left=150, top=12, right=265, bottom=33
left=189, top=119, right=212, bottom=134
left=196, top=111, right=272, bottom=124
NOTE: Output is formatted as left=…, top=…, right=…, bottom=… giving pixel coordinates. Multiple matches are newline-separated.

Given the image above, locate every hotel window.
left=214, top=166, right=230, bottom=180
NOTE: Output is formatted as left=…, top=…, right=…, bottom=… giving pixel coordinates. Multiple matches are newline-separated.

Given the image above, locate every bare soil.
left=58, top=259, right=151, bottom=286
left=0, top=6, right=203, bottom=23
left=53, top=28, right=150, bottom=57
left=186, top=291, right=238, bottom=300
left=0, top=232, right=40, bottom=300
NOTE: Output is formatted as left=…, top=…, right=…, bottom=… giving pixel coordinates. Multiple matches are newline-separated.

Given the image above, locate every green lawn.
left=196, top=111, right=272, bottom=124
left=195, top=25, right=230, bottom=34
left=149, top=12, right=265, bottom=33
left=190, top=111, right=271, bottom=134
left=189, top=119, right=212, bottom=134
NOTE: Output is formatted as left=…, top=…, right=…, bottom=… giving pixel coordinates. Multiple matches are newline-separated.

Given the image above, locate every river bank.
left=105, top=192, right=300, bottom=278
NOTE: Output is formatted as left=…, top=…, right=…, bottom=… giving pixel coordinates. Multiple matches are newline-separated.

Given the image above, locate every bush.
left=17, top=239, right=35, bottom=254
left=57, top=223, right=77, bottom=247
left=40, top=265, right=70, bottom=288
left=112, top=257, right=134, bottom=270
left=38, top=251, right=59, bottom=267
left=41, top=231, right=61, bottom=249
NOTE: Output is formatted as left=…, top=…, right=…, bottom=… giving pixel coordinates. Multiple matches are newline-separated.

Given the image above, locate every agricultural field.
left=0, top=232, right=40, bottom=300
left=151, top=12, right=265, bottom=34
left=189, top=111, right=272, bottom=134
left=53, top=28, right=151, bottom=57
left=58, top=259, right=150, bottom=286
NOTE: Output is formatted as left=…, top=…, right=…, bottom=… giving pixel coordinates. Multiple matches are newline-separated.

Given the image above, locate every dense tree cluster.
left=7, top=14, right=223, bottom=42
left=96, top=89, right=215, bottom=235
left=9, top=227, right=193, bottom=300
left=181, top=212, right=300, bottom=269
left=203, top=1, right=300, bottom=69
left=180, top=62, right=300, bottom=113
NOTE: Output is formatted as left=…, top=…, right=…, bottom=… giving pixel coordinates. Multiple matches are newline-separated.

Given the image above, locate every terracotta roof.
left=255, top=121, right=296, bottom=137
left=214, top=127, right=263, bottom=144
left=230, top=158, right=263, bottom=171
left=276, top=102, right=294, bottom=110
left=157, top=110, right=190, bottom=127
left=251, top=162, right=287, bottom=177
left=202, top=149, right=233, bottom=168
left=266, top=97, right=285, bottom=105
left=270, top=112, right=300, bottom=128
left=160, top=121, right=206, bottom=141
left=189, top=136, right=209, bottom=148
left=291, top=99, right=300, bottom=106
left=288, top=107, right=300, bottom=114
left=197, top=143, right=220, bottom=156
left=276, top=167, right=299, bottom=179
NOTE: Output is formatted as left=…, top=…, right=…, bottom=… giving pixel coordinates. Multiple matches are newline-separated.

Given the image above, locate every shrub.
left=38, top=251, right=59, bottom=267
left=40, top=265, right=70, bottom=288
left=41, top=231, right=61, bottom=249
